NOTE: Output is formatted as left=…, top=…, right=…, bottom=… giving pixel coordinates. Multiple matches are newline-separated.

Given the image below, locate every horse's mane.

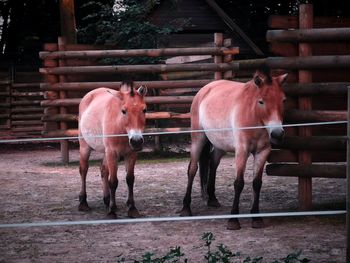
left=121, top=80, right=134, bottom=96
left=255, top=65, right=272, bottom=84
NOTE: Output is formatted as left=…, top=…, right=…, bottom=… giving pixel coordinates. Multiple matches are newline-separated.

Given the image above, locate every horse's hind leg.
left=227, top=148, right=249, bottom=230
left=100, top=156, right=110, bottom=210
left=125, top=153, right=141, bottom=218
left=78, top=140, right=91, bottom=211
left=180, top=132, right=208, bottom=217
left=251, top=148, right=270, bottom=229
left=207, top=148, right=225, bottom=208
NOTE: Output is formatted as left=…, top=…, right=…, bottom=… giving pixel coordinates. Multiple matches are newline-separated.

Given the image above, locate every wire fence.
left=0, top=119, right=347, bottom=230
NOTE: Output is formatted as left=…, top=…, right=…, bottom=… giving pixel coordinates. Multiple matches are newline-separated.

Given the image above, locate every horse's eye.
left=121, top=109, right=127, bottom=115
left=283, top=97, right=287, bottom=103
left=143, top=108, right=147, bottom=114
left=258, top=99, right=264, bottom=105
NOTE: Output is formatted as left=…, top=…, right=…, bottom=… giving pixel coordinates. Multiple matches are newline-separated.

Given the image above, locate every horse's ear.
left=137, top=85, right=147, bottom=97
left=254, top=75, right=263, bottom=87
left=277, top=73, right=288, bottom=85
left=120, top=82, right=133, bottom=93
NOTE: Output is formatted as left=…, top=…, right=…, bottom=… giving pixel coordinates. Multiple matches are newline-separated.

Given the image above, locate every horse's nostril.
left=129, top=136, right=144, bottom=149
left=271, top=129, right=284, bottom=140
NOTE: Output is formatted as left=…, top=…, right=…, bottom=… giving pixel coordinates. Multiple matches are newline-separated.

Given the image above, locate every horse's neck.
left=234, top=85, right=261, bottom=126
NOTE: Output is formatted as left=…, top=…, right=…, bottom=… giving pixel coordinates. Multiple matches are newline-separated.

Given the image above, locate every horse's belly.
left=199, top=105, right=236, bottom=152
left=80, top=114, right=105, bottom=152
left=206, top=130, right=235, bottom=152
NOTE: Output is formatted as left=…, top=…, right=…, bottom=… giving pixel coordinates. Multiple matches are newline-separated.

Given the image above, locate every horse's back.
left=192, top=79, right=245, bottom=124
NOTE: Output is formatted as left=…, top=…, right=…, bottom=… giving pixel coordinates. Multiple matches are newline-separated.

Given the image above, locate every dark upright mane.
left=257, top=65, right=272, bottom=84
left=121, top=80, right=134, bottom=96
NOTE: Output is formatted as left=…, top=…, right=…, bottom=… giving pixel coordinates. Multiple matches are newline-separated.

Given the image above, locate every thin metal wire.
left=0, top=120, right=347, bottom=144
left=0, top=210, right=345, bottom=229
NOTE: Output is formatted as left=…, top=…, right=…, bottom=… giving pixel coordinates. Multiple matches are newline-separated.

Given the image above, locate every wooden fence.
left=39, top=33, right=238, bottom=162
left=265, top=4, right=350, bottom=210
left=39, top=4, right=350, bottom=210
left=0, top=73, right=44, bottom=139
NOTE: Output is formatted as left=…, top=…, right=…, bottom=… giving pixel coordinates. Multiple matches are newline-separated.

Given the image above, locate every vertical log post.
left=347, top=87, right=350, bottom=263
left=59, top=0, right=77, bottom=44
left=298, top=4, right=313, bottom=210
left=214, top=33, right=224, bottom=80
left=42, top=43, right=59, bottom=137
left=223, top=38, right=233, bottom=79
left=58, top=37, right=69, bottom=164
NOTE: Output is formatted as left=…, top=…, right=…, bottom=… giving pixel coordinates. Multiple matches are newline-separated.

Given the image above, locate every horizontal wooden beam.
left=284, top=82, right=350, bottom=96
left=266, top=55, right=350, bottom=69
left=273, top=136, right=346, bottom=151
left=269, top=42, right=350, bottom=57
left=285, top=109, right=346, bottom=122
left=267, top=28, right=350, bottom=42
left=39, top=47, right=239, bottom=59
left=42, top=127, right=191, bottom=138
left=268, top=149, right=346, bottom=163
left=41, top=96, right=195, bottom=107
left=268, top=15, right=350, bottom=29
left=266, top=163, right=346, bottom=178
left=42, top=112, right=191, bottom=122
left=39, top=62, right=239, bottom=75
left=40, top=79, right=212, bottom=91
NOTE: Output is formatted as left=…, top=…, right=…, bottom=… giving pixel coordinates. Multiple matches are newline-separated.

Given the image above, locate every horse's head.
left=114, top=81, right=148, bottom=151
left=253, top=67, right=288, bottom=144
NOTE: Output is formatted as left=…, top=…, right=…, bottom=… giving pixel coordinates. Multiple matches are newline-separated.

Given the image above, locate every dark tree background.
left=0, top=0, right=349, bottom=70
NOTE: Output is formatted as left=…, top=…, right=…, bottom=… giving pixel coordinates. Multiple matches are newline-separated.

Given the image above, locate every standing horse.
left=78, top=81, right=147, bottom=218
left=180, top=67, right=288, bottom=230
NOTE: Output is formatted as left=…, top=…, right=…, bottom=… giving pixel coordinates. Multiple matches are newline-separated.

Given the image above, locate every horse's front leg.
left=78, top=140, right=91, bottom=211
left=227, top=149, right=249, bottom=230
left=125, top=153, right=141, bottom=218
left=105, top=149, right=118, bottom=219
left=251, top=147, right=270, bottom=228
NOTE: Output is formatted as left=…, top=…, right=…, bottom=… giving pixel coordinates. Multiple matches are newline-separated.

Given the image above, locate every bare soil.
left=0, top=144, right=346, bottom=262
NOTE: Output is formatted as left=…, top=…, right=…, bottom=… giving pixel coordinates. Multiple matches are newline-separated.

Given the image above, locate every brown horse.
left=180, top=67, right=288, bottom=230
left=78, top=81, right=147, bottom=218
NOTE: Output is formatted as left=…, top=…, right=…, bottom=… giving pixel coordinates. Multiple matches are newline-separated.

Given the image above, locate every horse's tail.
left=199, top=141, right=211, bottom=199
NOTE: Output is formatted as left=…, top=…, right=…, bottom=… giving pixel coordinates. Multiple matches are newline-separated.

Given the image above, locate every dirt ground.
left=0, top=144, right=346, bottom=262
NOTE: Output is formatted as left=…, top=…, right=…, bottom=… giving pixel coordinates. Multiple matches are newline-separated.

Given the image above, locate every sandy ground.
left=0, top=145, right=346, bottom=262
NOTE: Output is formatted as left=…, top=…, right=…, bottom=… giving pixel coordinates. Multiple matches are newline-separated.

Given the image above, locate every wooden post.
left=214, top=33, right=224, bottom=80
left=42, top=43, right=59, bottom=137
left=223, top=38, right=233, bottom=79
left=347, top=87, right=350, bottom=263
left=59, top=0, right=77, bottom=44
left=58, top=37, right=69, bottom=164
left=298, top=4, right=313, bottom=210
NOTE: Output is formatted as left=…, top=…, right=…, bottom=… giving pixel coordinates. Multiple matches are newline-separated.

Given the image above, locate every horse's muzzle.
left=129, top=135, right=144, bottom=152
left=270, top=128, right=285, bottom=145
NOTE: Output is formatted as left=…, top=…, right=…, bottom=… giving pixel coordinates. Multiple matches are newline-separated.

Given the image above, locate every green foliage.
left=116, top=232, right=312, bottom=263
left=78, top=0, right=184, bottom=50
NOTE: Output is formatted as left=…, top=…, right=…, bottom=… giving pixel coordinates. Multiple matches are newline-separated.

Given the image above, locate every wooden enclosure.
left=39, top=33, right=238, bottom=162
left=265, top=4, right=350, bottom=210
left=38, top=3, right=350, bottom=210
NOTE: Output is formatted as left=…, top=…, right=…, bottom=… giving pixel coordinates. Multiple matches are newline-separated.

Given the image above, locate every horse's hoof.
left=128, top=207, right=141, bottom=218
left=106, top=211, right=117, bottom=219
left=252, top=218, right=265, bottom=229
left=78, top=202, right=90, bottom=211
left=207, top=198, right=221, bottom=208
left=227, top=219, right=241, bottom=230
left=179, top=207, right=192, bottom=217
